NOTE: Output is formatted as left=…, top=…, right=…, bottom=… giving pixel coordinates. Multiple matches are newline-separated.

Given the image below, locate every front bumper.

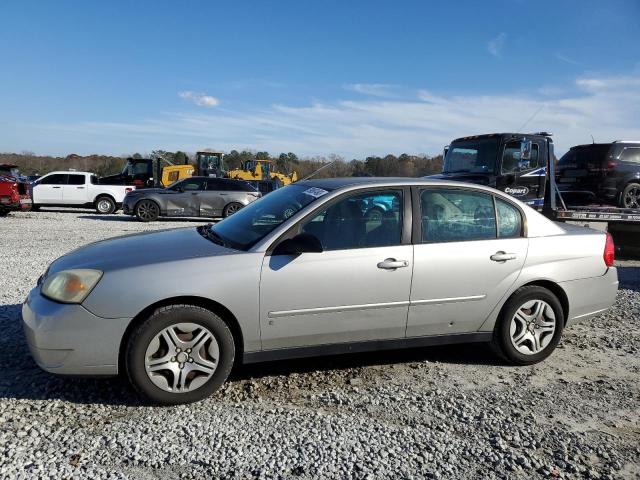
left=22, top=287, right=132, bottom=376
left=122, top=196, right=138, bottom=215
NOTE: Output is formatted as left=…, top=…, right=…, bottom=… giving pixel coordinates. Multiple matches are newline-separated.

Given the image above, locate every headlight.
left=41, top=269, right=103, bottom=304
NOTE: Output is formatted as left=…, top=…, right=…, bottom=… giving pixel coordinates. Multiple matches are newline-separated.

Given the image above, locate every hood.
left=48, top=227, right=237, bottom=274
left=427, top=172, right=494, bottom=186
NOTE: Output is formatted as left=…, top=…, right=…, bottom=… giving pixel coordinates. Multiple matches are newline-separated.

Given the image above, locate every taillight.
left=605, top=160, right=617, bottom=170
left=603, top=232, right=615, bottom=267
left=125, top=188, right=133, bottom=193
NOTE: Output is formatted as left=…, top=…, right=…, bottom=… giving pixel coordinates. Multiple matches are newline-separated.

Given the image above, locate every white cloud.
left=178, top=91, right=220, bottom=107
left=344, top=83, right=398, bottom=97
left=487, top=33, right=507, bottom=57
left=6, top=73, right=640, bottom=158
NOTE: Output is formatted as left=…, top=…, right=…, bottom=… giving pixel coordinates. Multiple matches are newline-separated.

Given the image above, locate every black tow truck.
left=431, top=132, right=640, bottom=255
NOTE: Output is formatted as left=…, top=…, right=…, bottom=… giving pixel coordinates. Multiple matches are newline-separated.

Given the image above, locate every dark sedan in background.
left=123, top=177, right=261, bottom=222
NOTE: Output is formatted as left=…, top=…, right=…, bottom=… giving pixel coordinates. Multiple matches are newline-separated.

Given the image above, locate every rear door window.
left=67, top=174, right=85, bottom=185
left=620, top=147, right=640, bottom=163
left=421, top=189, right=497, bottom=243
left=496, top=199, right=523, bottom=238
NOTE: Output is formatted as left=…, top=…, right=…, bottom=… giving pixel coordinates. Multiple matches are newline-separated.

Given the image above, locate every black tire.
left=30, top=204, right=40, bottom=211
left=135, top=199, right=160, bottom=222
left=125, top=304, right=235, bottom=405
left=620, top=182, right=640, bottom=209
left=0, top=210, right=8, bottom=217
left=223, top=202, right=243, bottom=218
left=95, top=196, right=116, bottom=214
left=491, top=286, right=564, bottom=365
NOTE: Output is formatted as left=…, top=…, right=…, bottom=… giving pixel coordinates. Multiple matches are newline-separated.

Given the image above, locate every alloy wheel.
left=144, top=322, right=219, bottom=393
left=509, top=299, right=556, bottom=355
left=623, top=186, right=640, bottom=208
left=137, top=201, right=158, bottom=220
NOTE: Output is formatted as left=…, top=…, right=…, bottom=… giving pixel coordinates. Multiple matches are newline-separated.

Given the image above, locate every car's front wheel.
left=492, top=286, right=564, bottom=365
left=125, top=305, right=235, bottom=405
left=135, top=200, right=160, bottom=222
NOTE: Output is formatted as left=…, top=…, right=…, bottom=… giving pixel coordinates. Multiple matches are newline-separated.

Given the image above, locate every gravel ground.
left=1, top=208, right=639, bottom=479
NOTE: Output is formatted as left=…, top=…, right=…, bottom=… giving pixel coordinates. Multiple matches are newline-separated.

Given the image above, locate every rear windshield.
left=558, top=145, right=611, bottom=169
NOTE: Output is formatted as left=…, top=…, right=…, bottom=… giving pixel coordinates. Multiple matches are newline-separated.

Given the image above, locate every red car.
left=0, top=164, right=32, bottom=216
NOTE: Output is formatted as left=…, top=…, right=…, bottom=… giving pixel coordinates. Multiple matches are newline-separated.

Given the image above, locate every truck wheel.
left=223, top=202, right=243, bottom=218
left=125, top=304, right=235, bottom=405
left=30, top=204, right=40, bottom=211
left=135, top=200, right=160, bottom=222
left=0, top=210, right=8, bottom=217
left=620, top=183, right=640, bottom=209
left=95, top=196, right=116, bottom=214
left=491, top=286, right=564, bottom=366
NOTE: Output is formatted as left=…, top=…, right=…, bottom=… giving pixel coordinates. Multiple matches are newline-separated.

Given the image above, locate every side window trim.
left=266, top=186, right=412, bottom=256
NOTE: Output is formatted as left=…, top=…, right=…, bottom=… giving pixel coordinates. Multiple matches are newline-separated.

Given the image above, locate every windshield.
left=443, top=138, right=498, bottom=174
left=209, top=184, right=331, bottom=250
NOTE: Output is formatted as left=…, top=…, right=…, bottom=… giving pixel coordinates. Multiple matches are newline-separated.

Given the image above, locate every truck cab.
left=430, top=133, right=552, bottom=208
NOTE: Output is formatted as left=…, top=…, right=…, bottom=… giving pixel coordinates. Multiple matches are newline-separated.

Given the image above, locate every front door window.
left=300, top=190, right=403, bottom=250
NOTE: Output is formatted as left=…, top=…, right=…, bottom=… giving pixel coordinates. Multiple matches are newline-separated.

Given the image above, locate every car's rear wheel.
left=620, top=182, right=640, bottom=209
left=223, top=202, right=243, bottom=218
left=125, top=305, right=235, bottom=405
left=492, top=286, right=564, bottom=365
left=95, top=196, right=116, bottom=214
left=135, top=200, right=160, bottom=222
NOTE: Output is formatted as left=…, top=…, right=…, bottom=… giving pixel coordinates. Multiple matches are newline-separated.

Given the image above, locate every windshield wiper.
left=198, top=225, right=228, bottom=247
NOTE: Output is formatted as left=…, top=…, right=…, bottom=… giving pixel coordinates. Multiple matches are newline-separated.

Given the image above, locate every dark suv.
left=556, top=141, right=640, bottom=208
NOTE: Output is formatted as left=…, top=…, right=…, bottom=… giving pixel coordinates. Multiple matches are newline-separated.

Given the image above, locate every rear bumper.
left=22, top=287, right=132, bottom=376
left=561, top=267, right=619, bottom=327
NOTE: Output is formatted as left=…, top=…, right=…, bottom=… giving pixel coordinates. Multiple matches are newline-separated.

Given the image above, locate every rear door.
left=495, top=137, right=547, bottom=208
left=62, top=174, right=88, bottom=204
left=408, top=186, right=528, bottom=336
left=34, top=174, right=67, bottom=204
left=199, top=179, right=228, bottom=217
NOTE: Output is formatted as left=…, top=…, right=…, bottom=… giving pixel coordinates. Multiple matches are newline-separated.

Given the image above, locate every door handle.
left=76, top=187, right=85, bottom=189
left=490, top=251, right=517, bottom=262
left=377, top=258, right=409, bottom=270
left=52, top=186, right=61, bottom=189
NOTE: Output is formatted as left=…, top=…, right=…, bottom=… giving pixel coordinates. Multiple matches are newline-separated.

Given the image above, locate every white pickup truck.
left=31, top=171, right=134, bottom=214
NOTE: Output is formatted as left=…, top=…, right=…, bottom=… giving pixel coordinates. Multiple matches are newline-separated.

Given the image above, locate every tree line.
left=0, top=149, right=444, bottom=179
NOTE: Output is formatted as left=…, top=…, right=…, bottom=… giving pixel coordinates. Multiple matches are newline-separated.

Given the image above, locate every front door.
left=34, top=173, right=67, bottom=204
left=408, top=187, right=528, bottom=336
left=259, top=188, right=413, bottom=350
left=496, top=137, right=547, bottom=208
left=165, top=178, right=205, bottom=216
left=62, top=174, right=88, bottom=204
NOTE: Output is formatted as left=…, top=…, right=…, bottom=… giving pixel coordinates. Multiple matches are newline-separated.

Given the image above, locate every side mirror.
left=520, top=139, right=532, bottom=160
left=273, top=233, right=323, bottom=256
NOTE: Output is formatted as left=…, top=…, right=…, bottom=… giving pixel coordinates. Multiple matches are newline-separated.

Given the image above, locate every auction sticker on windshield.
left=303, top=187, right=329, bottom=198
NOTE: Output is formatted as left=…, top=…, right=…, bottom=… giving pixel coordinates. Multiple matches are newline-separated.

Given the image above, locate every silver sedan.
left=23, top=178, right=619, bottom=404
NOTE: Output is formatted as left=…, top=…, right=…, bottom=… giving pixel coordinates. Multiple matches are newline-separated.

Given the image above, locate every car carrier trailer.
left=432, top=132, right=640, bottom=257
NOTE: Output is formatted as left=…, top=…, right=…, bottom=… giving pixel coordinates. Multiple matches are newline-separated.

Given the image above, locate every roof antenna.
left=590, top=134, right=595, bottom=144
left=516, top=103, right=546, bottom=133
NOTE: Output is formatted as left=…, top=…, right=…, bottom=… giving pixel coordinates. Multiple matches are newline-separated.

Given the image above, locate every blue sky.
left=1, top=0, right=639, bottom=158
